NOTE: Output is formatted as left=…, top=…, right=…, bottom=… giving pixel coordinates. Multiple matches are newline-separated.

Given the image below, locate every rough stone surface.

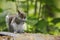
left=14, top=33, right=60, bottom=40
left=0, top=32, right=60, bottom=40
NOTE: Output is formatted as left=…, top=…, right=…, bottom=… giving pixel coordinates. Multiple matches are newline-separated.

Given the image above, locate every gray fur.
left=6, top=12, right=26, bottom=33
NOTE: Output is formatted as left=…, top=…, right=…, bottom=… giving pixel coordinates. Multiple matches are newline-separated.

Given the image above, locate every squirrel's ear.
left=16, top=5, right=21, bottom=14
left=17, top=9, right=21, bottom=15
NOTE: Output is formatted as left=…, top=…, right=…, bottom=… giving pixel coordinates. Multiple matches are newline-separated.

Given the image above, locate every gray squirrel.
left=5, top=9, right=26, bottom=33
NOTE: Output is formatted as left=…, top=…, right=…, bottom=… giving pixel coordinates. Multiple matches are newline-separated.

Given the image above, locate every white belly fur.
left=11, top=22, right=26, bottom=33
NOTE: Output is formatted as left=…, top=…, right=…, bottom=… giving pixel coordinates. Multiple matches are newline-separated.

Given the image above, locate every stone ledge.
left=15, top=33, right=60, bottom=40
left=0, top=32, right=60, bottom=40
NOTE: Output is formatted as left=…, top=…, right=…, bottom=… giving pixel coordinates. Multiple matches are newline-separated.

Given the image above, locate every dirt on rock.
left=0, top=33, right=60, bottom=40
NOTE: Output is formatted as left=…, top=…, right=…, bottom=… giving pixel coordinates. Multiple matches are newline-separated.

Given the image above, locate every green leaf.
left=35, top=19, right=48, bottom=33
left=0, top=8, right=3, bottom=12
left=51, top=18, right=60, bottom=24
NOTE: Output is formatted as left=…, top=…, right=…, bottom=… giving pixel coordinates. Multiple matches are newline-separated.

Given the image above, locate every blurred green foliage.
left=0, top=0, right=60, bottom=35
left=0, top=8, right=3, bottom=12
